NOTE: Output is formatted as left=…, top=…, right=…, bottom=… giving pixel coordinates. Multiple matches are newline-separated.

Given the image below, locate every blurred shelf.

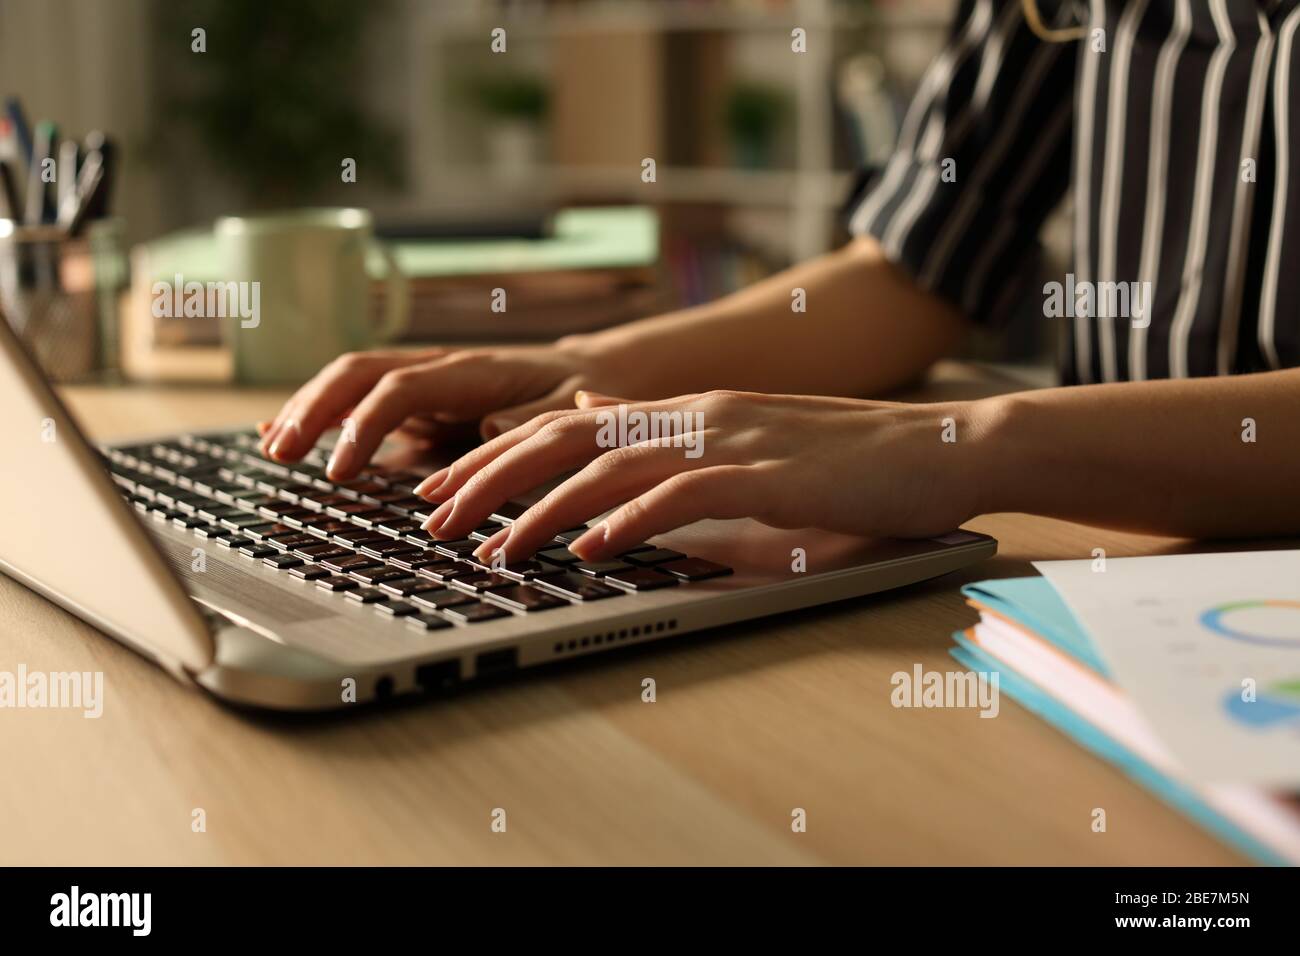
left=426, top=1, right=951, bottom=38
left=427, top=165, right=853, bottom=208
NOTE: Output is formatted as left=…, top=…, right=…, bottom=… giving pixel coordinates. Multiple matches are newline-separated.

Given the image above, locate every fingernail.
left=326, top=439, right=354, bottom=480
left=414, top=467, right=449, bottom=499
left=569, top=520, right=609, bottom=559
left=474, top=527, right=511, bottom=563
left=421, top=496, right=456, bottom=536
left=268, top=420, right=299, bottom=460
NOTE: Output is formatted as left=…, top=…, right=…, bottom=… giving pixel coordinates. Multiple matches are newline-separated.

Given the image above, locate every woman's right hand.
left=256, top=339, right=629, bottom=481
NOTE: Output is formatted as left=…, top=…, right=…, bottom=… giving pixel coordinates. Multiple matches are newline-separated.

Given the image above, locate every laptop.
left=0, top=316, right=997, bottom=710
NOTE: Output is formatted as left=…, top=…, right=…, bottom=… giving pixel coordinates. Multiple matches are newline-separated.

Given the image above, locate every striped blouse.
left=843, top=0, right=1300, bottom=383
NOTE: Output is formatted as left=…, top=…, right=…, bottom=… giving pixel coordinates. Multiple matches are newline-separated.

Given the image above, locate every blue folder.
left=950, top=576, right=1289, bottom=866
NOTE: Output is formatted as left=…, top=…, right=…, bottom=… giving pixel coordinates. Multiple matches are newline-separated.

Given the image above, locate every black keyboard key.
left=321, top=554, right=379, bottom=574
left=403, top=529, right=440, bottom=549
left=238, top=543, right=277, bottom=559
left=414, top=561, right=476, bottom=583
left=536, top=573, right=625, bottom=601
left=378, top=577, right=443, bottom=597
left=489, top=500, right=528, bottom=523
left=192, top=524, right=233, bottom=540
left=411, top=589, right=476, bottom=611
left=345, top=587, right=388, bottom=604
left=574, top=561, right=633, bottom=577
left=293, top=543, right=352, bottom=560
left=264, top=554, right=304, bottom=570
left=551, top=527, right=591, bottom=544
left=497, top=560, right=564, bottom=582
left=359, top=540, right=421, bottom=560
left=406, top=613, right=454, bottom=631
left=318, top=576, right=360, bottom=592
left=433, top=538, right=482, bottom=559
left=268, top=533, right=319, bottom=551
left=451, top=572, right=516, bottom=594
left=658, top=557, right=734, bottom=582
left=324, top=501, right=378, bottom=519
left=171, top=514, right=205, bottom=529
left=373, top=599, right=417, bottom=617
left=350, top=567, right=410, bottom=586
left=376, top=517, right=420, bottom=536
left=537, top=546, right=582, bottom=566
left=625, top=548, right=686, bottom=566
left=441, top=601, right=512, bottom=623
left=217, top=536, right=253, bottom=550
left=388, top=553, right=444, bottom=572
left=348, top=509, right=396, bottom=529
left=486, top=585, right=568, bottom=613
left=604, top=567, right=678, bottom=591
left=469, top=524, right=503, bottom=542
left=332, top=528, right=388, bottom=546
left=289, top=565, right=330, bottom=581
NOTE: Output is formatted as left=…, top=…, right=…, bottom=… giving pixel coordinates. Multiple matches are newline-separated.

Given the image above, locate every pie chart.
left=1200, top=600, right=1300, bottom=648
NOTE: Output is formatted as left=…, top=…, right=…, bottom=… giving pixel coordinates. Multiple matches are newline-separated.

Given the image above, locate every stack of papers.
left=950, top=554, right=1300, bottom=865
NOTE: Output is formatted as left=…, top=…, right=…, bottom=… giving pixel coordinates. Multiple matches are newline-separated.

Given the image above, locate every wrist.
left=964, top=391, right=1034, bottom=517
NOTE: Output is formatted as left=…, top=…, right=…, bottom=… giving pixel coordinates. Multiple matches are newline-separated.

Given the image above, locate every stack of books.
left=951, top=576, right=1300, bottom=865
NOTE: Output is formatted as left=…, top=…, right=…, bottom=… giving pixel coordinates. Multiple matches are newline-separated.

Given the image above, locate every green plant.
left=462, top=74, right=549, bottom=122
left=159, top=0, right=402, bottom=207
left=724, top=82, right=791, bottom=147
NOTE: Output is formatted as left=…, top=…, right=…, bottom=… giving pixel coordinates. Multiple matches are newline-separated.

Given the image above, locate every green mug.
left=216, top=208, right=408, bottom=384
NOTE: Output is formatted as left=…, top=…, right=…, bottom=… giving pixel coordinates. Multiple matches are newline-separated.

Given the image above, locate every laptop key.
left=552, top=527, right=591, bottom=544
left=414, top=560, right=476, bottom=583
left=488, top=500, right=528, bottom=524
left=238, top=543, right=278, bottom=559
left=536, top=573, right=625, bottom=602
left=406, top=613, right=454, bottom=631
left=316, top=575, right=358, bottom=592
left=193, top=524, right=233, bottom=540
left=411, top=589, right=476, bottom=611
left=217, top=536, right=253, bottom=550
left=388, top=553, right=443, bottom=572
left=486, top=585, right=568, bottom=613
left=373, top=599, right=418, bottom=617
left=574, top=561, right=633, bottom=577
left=350, top=567, right=410, bottom=586
left=657, top=557, right=734, bottom=582
left=322, top=554, right=379, bottom=574
left=294, top=543, right=351, bottom=560
left=268, top=534, right=319, bottom=551
left=441, top=601, right=512, bottom=623
left=264, top=554, right=304, bottom=570
left=289, top=565, right=330, bottom=581
left=625, top=548, right=686, bottom=566
left=345, top=587, right=388, bottom=604
left=497, top=560, right=564, bottom=582
left=378, top=577, right=441, bottom=597
left=451, top=572, right=516, bottom=594
left=433, top=538, right=482, bottom=559
left=604, top=567, right=678, bottom=591
left=360, top=541, right=421, bottom=560
left=537, top=546, right=582, bottom=566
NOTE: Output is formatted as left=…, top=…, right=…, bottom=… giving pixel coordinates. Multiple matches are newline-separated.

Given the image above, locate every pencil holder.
left=0, top=217, right=127, bottom=382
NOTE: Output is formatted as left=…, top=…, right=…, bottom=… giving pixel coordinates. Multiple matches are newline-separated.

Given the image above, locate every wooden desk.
left=0, top=371, right=1248, bottom=865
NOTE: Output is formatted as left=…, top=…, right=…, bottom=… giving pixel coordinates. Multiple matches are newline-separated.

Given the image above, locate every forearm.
left=975, top=370, right=1300, bottom=538
left=560, top=236, right=968, bottom=399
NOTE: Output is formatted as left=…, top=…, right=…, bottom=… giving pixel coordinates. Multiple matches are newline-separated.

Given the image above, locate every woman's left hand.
left=412, top=389, right=999, bottom=564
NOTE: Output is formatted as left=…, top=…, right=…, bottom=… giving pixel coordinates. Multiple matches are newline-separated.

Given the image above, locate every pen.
left=25, top=120, right=56, bottom=225
left=3, top=97, right=33, bottom=167
left=56, top=139, right=79, bottom=227
left=0, top=160, right=18, bottom=220
left=66, top=147, right=105, bottom=236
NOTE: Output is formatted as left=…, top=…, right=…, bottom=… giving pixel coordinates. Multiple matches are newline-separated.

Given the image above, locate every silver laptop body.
left=0, top=318, right=996, bottom=710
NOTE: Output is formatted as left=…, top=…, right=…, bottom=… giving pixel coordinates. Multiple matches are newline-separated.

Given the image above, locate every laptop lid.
left=0, top=309, right=213, bottom=677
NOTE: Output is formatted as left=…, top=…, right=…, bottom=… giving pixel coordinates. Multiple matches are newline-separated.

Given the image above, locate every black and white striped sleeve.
left=842, top=0, right=1079, bottom=326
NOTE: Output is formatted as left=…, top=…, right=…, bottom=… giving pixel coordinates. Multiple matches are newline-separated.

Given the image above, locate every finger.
left=573, top=389, right=633, bottom=409
left=413, top=407, right=588, bottom=502
left=481, top=376, right=585, bottom=439
left=471, top=439, right=709, bottom=560
left=260, top=351, right=423, bottom=461
left=568, top=466, right=758, bottom=560
left=424, top=412, right=617, bottom=540
left=325, top=359, right=514, bottom=480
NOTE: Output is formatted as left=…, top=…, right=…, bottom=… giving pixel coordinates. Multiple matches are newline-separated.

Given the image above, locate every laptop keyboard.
left=100, top=429, right=732, bottom=631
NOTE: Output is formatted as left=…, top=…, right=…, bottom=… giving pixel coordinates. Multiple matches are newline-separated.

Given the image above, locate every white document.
left=1034, top=551, right=1300, bottom=787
